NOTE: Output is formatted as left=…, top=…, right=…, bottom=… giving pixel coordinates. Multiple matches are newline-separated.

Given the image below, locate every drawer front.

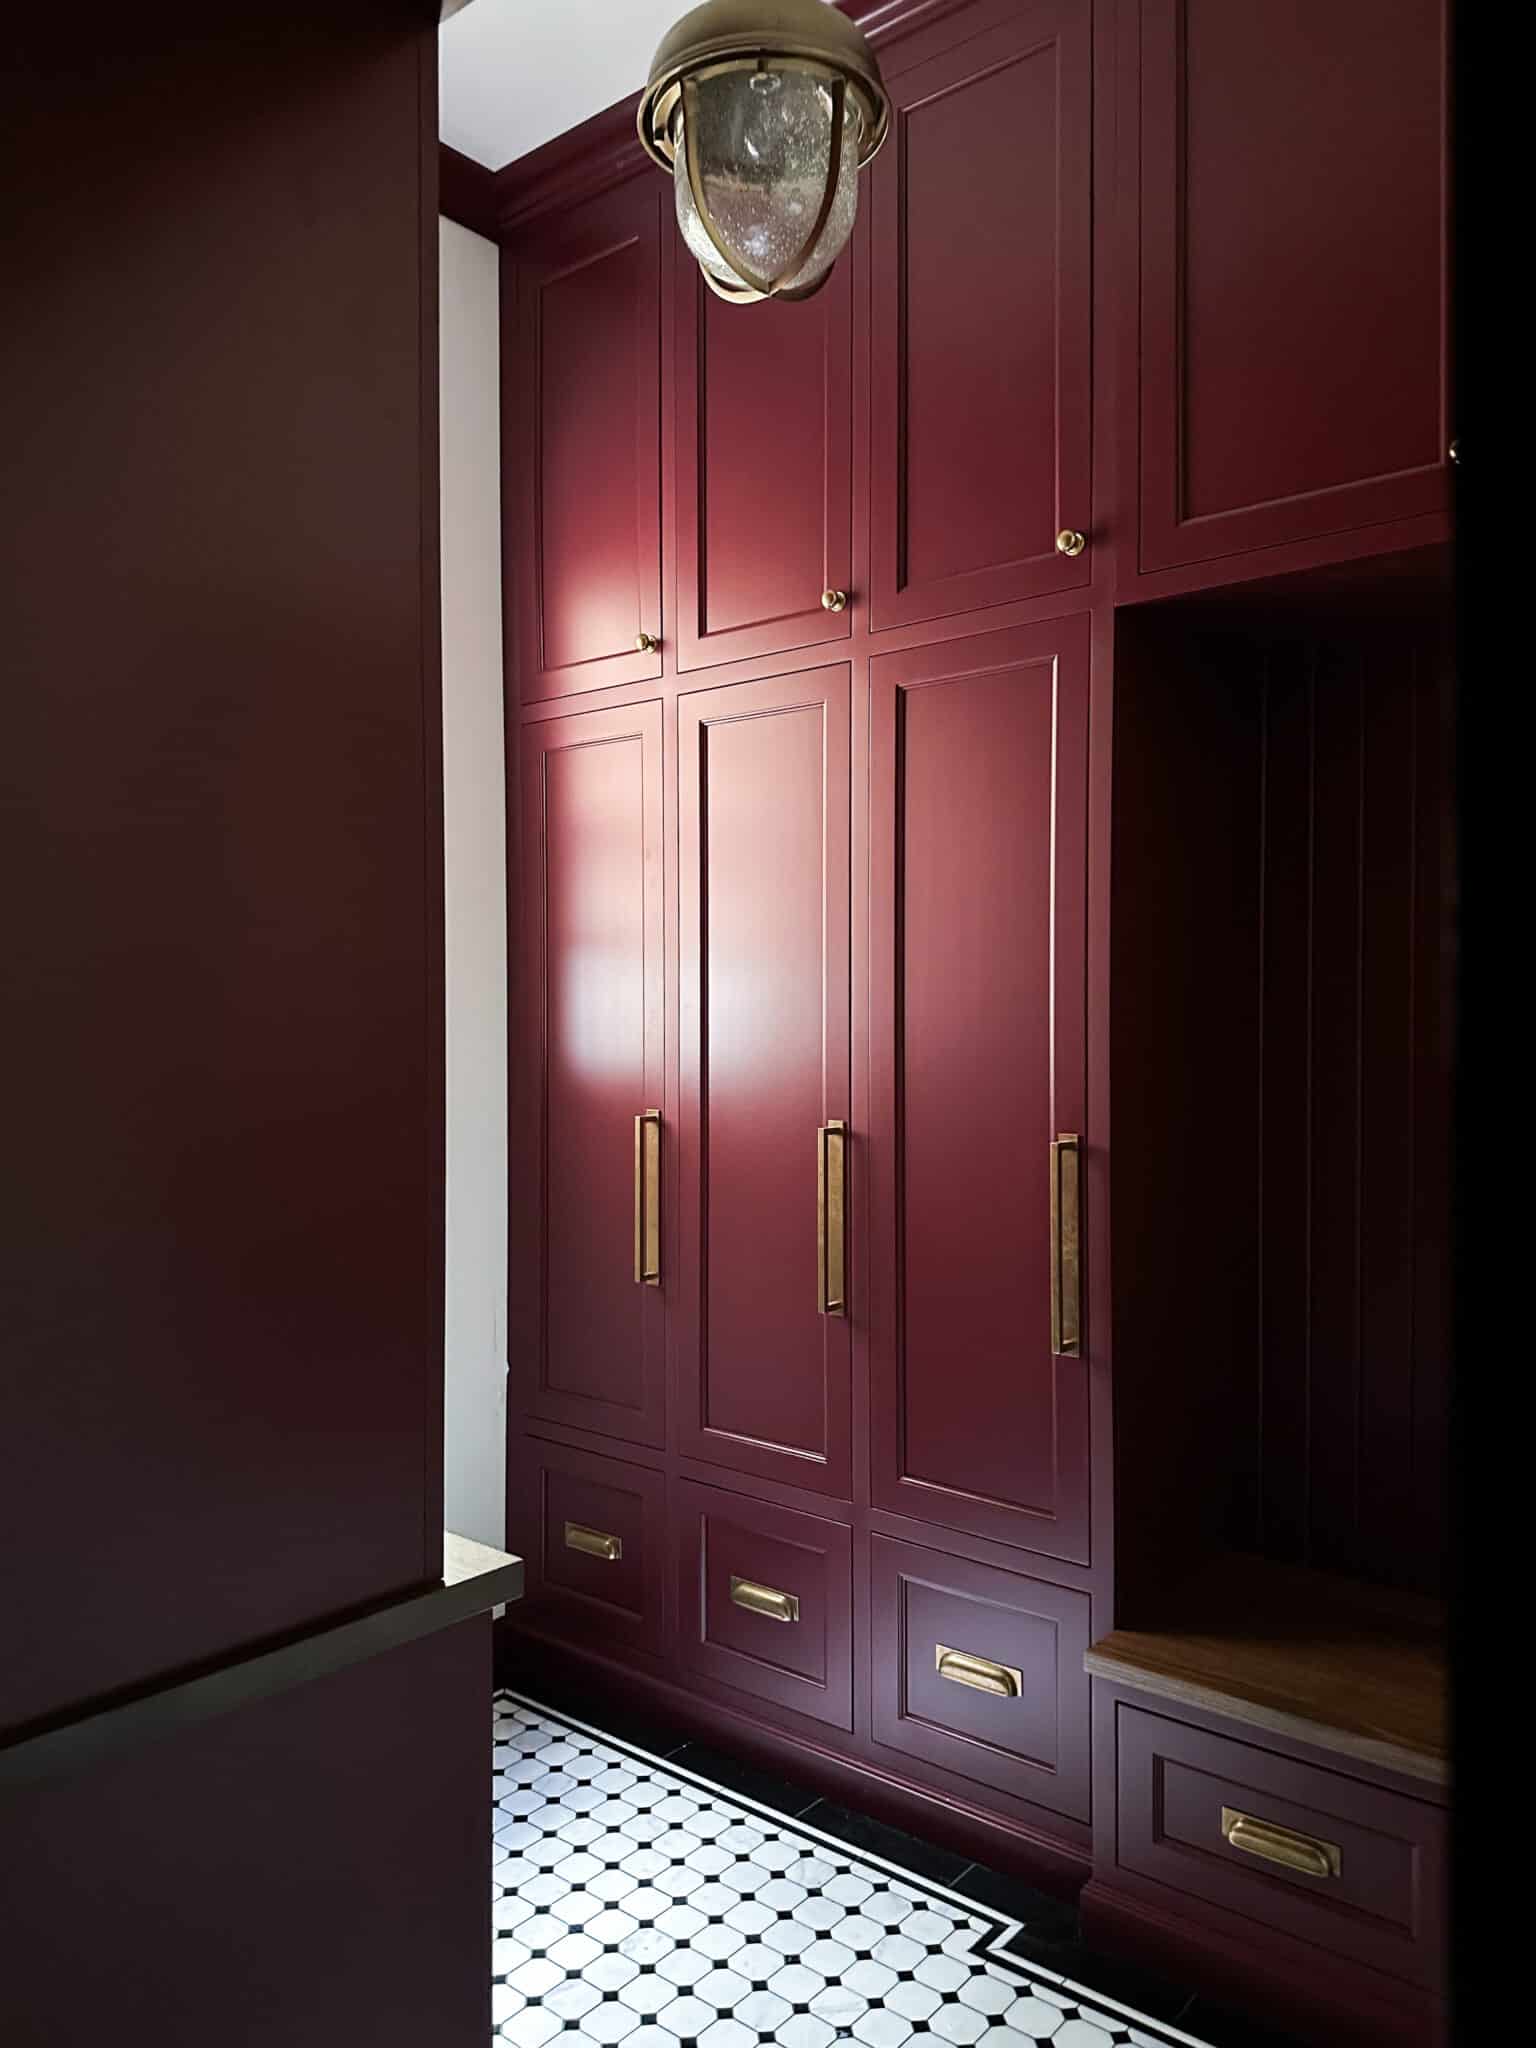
left=517, top=1435, right=667, bottom=1652
left=677, top=1480, right=852, bottom=1729
left=871, top=1536, right=1090, bottom=1821
left=1116, top=1703, right=1446, bottom=1987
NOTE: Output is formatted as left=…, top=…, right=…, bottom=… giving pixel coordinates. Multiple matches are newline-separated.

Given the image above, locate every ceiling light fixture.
left=637, top=0, right=890, bottom=305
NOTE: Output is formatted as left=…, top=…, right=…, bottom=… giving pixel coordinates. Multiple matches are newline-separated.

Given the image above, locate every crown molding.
left=486, top=0, right=979, bottom=245
left=439, top=142, right=500, bottom=240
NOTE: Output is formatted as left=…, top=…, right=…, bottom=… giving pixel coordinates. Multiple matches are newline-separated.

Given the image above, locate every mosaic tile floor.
left=490, top=1693, right=1216, bottom=2048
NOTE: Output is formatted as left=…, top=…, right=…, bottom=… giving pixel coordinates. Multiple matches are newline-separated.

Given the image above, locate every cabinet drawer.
left=516, top=1435, right=667, bottom=1653
left=1115, top=1704, right=1446, bottom=1988
left=871, top=1536, right=1090, bottom=1821
left=677, top=1480, right=852, bottom=1730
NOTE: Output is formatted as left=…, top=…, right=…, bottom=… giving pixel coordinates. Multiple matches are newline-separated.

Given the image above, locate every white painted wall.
left=439, top=216, right=508, bottom=1552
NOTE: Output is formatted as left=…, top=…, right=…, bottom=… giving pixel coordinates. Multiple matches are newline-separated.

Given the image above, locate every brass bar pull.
left=564, top=1521, right=623, bottom=1563
left=1221, top=1807, right=1341, bottom=1880
left=729, top=1575, right=800, bottom=1624
left=634, top=1109, right=661, bottom=1286
left=1049, top=1133, right=1081, bottom=1356
left=817, top=1119, right=847, bottom=1317
left=935, top=1645, right=1022, bottom=1699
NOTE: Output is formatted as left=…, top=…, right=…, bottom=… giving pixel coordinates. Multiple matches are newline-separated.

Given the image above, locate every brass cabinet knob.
left=1447, top=440, right=1459, bottom=464
left=1055, top=529, right=1087, bottom=558
left=821, top=589, right=848, bottom=612
left=634, top=631, right=660, bottom=654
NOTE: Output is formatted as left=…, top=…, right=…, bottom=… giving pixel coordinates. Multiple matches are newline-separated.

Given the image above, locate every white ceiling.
left=440, top=0, right=843, bottom=172
left=439, top=0, right=688, bottom=172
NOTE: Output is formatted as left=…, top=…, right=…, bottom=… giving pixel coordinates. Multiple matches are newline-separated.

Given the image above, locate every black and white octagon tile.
left=490, top=1694, right=1212, bottom=2048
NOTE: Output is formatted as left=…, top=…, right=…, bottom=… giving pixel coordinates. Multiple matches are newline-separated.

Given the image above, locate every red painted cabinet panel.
left=677, top=1478, right=853, bottom=1730
left=676, top=667, right=852, bottom=1497
left=869, top=0, right=1093, bottom=630
left=509, top=179, right=664, bottom=700
left=675, top=261, right=853, bottom=670
left=870, top=1536, right=1091, bottom=1822
left=869, top=619, right=1090, bottom=1561
left=510, top=1433, right=669, bottom=1654
left=1137, top=0, right=1450, bottom=574
left=1114, top=1703, right=1447, bottom=1989
left=515, top=702, right=666, bottom=1448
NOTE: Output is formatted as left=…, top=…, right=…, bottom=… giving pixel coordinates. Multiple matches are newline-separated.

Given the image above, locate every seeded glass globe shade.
left=638, top=0, right=889, bottom=305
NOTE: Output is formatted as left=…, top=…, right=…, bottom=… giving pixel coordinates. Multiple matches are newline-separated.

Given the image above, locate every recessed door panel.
left=676, top=262, right=853, bottom=670
left=511, top=179, right=664, bottom=699
left=516, top=702, right=665, bottom=1447
left=870, top=620, right=1089, bottom=1560
left=869, top=0, right=1093, bottom=629
left=677, top=667, right=851, bottom=1496
left=1137, top=0, right=1449, bottom=571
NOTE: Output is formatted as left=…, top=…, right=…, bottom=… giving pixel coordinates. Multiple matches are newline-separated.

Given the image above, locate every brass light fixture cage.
left=638, top=0, right=890, bottom=305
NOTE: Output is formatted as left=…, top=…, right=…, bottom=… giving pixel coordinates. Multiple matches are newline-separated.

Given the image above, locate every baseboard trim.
left=496, top=1617, right=1091, bottom=1897
left=1079, top=1877, right=1445, bottom=2048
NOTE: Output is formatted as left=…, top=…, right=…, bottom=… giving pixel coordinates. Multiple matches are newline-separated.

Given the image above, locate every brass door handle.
left=935, top=1645, right=1022, bottom=1698
left=730, top=1575, right=800, bottom=1623
left=821, top=588, right=848, bottom=612
left=817, top=1119, right=847, bottom=1316
left=1055, top=529, right=1087, bottom=557
left=634, top=1109, right=661, bottom=1285
left=565, top=1521, right=623, bottom=1563
left=1221, top=1807, right=1341, bottom=1880
left=1049, top=1133, right=1081, bottom=1356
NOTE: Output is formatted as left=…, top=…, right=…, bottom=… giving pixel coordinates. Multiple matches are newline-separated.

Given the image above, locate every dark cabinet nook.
left=497, top=6, right=1453, bottom=2047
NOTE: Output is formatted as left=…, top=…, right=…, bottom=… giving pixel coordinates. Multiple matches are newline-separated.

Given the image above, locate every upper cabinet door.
left=510, top=180, right=664, bottom=701
left=676, top=261, right=853, bottom=671
left=514, top=701, right=667, bottom=1448
left=676, top=667, right=852, bottom=1498
left=869, top=618, right=1090, bottom=1563
left=1138, top=0, right=1449, bottom=575
left=869, top=0, right=1093, bottom=633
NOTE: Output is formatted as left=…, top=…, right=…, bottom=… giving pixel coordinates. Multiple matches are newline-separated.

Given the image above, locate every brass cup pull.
left=1221, top=1808, right=1341, bottom=1881
left=821, top=588, right=848, bottom=612
left=635, top=631, right=660, bottom=653
left=1049, top=1133, right=1081, bottom=1356
left=817, top=1119, right=848, bottom=1317
left=729, top=1575, right=800, bottom=1624
left=634, top=1110, right=662, bottom=1286
left=565, top=1521, right=623, bottom=1563
left=1055, top=529, right=1087, bottom=558
left=936, top=1645, right=1022, bottom=1699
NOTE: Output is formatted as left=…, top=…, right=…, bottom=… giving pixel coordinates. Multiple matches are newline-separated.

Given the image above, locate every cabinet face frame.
left=674, top=258, right=854, bottom=673
left=514, top=700, right=668, bottom=1450
left=867, top=0, right=1095, bottom=632
left=867, top=616, right=1091, bottom=1563
left=1133, top=0, right=1450, bottom=577
left=673, top=665, right=854, bottom=1499
left=509, top=177, right=665, bottom=702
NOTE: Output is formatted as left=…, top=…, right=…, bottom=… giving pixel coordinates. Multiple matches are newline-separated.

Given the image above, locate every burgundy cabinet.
left=869, top=618, right=1090, bottom=1562
left=515, top=702, right=667, bottom=1448
left=511, top=1433, right=669, bottom=1655
left=675, top=666, right=852, bottom=1497
left=869, top=0, right=1093, bottom=631
left=509, top=179, right=664, bottom=700
left=870, top=1536, right=1091, bottom=1823
left=677, top=1479, right=854, bottom=1731
left=675, top=260, right=853, bottom=670
left=1135, top=0, right=1450, bottom=575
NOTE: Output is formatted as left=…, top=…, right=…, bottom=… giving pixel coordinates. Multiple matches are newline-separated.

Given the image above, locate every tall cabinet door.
left=675, top=260, right=853, bottom=671
left=868, top=0, right=1093, bottom=632
left=515, top=702, right=667, bottom=1448
left=676, top=667, right=852, bottom=1497
left=869, top=619, right=1090, bottom=1562
left=1137, top=0, right=1449, bottom=574
left=509, top=178, right=665, bottom=701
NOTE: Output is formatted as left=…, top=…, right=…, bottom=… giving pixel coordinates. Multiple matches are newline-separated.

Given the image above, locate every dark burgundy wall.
left=0, top=2, right=444, bottom=1733
left=0, top=1624, right=490, bottom=2047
